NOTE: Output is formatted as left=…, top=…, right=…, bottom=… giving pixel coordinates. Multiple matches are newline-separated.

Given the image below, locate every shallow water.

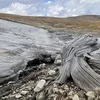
left=0, top=19, right=73, bottom=80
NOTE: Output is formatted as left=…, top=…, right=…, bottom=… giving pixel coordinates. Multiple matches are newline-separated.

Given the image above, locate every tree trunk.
left=57, top=34, right=100, bottom=91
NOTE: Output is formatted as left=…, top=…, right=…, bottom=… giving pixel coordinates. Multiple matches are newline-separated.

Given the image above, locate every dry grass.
left=0, top=13, right=100, bottom=31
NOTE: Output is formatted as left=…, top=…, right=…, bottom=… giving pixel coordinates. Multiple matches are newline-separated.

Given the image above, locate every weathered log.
left=57, top=34, right=100, bottom=91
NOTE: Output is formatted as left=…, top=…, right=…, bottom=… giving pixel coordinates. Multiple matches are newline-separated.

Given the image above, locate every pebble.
left=34, top=79, right=46, bottom=92
left=86, top=91, right=96, bottom=99
left=54, top=54, right=61, bottom=65
left=59, top=89, right=65, bottom=94
left=39, top=63, right=46, bottom=69
left=68, top=91, right=74, bottom=96
left=26, top=85, right=32, bottom=90
left=48, top=70, right=56, bottom=75
left=53, top=88, right=59, bottom=93
left=9, top=94, right=15, bottom=98
left=54, top=59, right=61, bottom=65
left=2, top=96, right=9, bottom=99
left=53, top=84, right=57, bottom=88
left=36, top=92, right=45, bottom=100
left=64, top=85, right=69, bottom=91
left=15, top=94, right=22, bottom=99
left=73, top=94, right=79, bottom=100
left=95, top=87, right=100, bottom=95
left=20, top=90, right=28, bottom=95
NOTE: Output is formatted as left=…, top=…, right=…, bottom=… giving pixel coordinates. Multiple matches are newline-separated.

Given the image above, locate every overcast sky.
left=0, top=0, right=100, bottom=17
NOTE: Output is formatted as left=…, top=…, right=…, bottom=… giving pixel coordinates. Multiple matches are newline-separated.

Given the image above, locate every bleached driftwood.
left=57, top=34, right=100, bottom=91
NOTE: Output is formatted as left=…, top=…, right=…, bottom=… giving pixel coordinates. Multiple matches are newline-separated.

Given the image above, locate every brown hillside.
left=0, top=13, right=100, bottom=31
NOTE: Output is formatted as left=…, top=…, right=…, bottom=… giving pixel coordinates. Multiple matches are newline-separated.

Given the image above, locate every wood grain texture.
left=57, top=35, right=100, bottom=91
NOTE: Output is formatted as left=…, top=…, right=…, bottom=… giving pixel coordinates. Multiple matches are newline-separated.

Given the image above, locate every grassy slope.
left=0, top=13, right=100, bottom=31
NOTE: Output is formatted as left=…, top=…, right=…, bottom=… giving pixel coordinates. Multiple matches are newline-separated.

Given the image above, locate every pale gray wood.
left=57, top=35, right=100, bottom=91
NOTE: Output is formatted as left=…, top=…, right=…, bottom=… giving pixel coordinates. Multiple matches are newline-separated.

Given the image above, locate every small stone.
left=53, top=84, right=57, bottom=88
left=21, top=90, right=28, bottom=95
left=34, top=79, right=46, bottom=92
left=42, top=63, right=46, bottom=66
left=13, top=91, right=16, bottom=94
left=64, top=85, right=69, bottom=91
left=46, top=86, right=53, bottom=94
left=67, top=96, right=73, bottom=100
left=27, top=95, right=32, bottom=98
left=73, top=94, right=79, bottom=100
left=59, top=89, right=65, bottom=94
left=77, top=91, right=84, bottom=98
left=54, top=59, right=61, bottom=65
left=53, top=88, right=59, bottom=93
left=68, top=91, right=74, bottom=96
left=36, top=92, right=45, bottom=100
left=95, top=87, right=100, bottom=95
left=48, top=70, right=56, bottom=75
left=15, top=94, right=22, bottom=99
left=30, top=95, right=36, bottom=100
left=88, top=97, right=95, bottom=100
left=39, top=63, right=46, bottom=69
left=2, top=96, right=9, bottom=99
left=98, top=96, right=100, bottom=99
left=26, top=86, right=32, bottom=90
left=9, top=94, right=15, bottom=98
left=54, top=55, right=61, bottom=65
left=86, top=91, right=96, bottom=99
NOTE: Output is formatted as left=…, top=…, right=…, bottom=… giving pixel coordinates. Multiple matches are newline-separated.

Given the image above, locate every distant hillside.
left=0, top=13, right=100, bottom=31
